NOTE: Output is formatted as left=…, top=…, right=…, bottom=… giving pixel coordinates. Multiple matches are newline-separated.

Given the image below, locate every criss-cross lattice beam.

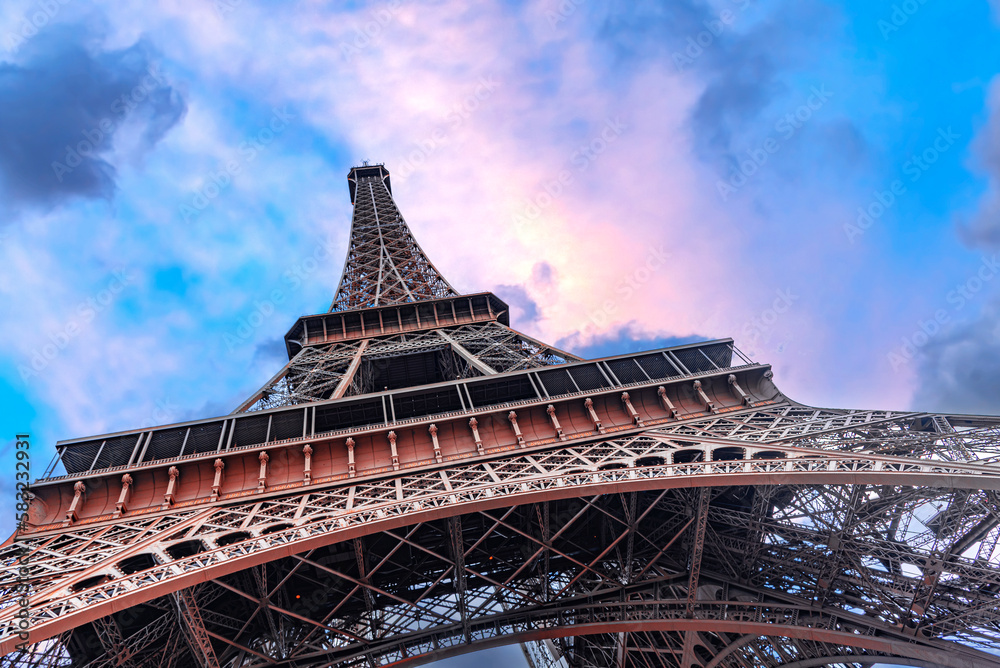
left=172, top=587, right=221, bottom=668
left=331, top=170, right=456, bottom=311
left=6, top=478, right=1000, bottom=667
left=9, top=375, right=1000, bottom=665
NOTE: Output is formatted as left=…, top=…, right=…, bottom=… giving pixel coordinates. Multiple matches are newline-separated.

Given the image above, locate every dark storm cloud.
left=912, top=81, right=1000, bottom=414
left=688, top=50, right=782, bottom=163
left=492, top=263, right=557, bottom=326
left=910, top=297, right=1000, bottom=415
left=964, top=200, right=1000, bottom=248
left=0, top=26, right=186, bottom=217
left=595, top=1, right=838, bottom=171
left=688, top=3, right=840, bottom=173
left=961, top=80, right=1000, bottom=247
left=252, top=336, right=289, bottom=372
left=559, top=325, right=701, bottom=360
left=493, top=284, right=540, bottom=323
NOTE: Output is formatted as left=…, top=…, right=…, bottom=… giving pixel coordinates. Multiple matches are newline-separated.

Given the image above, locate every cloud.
left=910, top=75, right=1000, bottom=414
left=559, top=322, right=702, bottom=360
left=0, top=24, right=186, bottom=219
left=492, top=262, right=558, bottom=328
left=910, top=296, right=1000, bottom=415
left=494, top=284, right=541, bottom=325
left=150, top=0, right=897, bottom=409
left=690, top=3, right=837, bottom=159
left=592, top=1, right=838, bottom=172
left=0, top=0, right=967, bottom=472
left=961, top=76, right=1000, bottom=247
left=431, top=645, right=527, bottom=668
left=252, top=335, right=288, bottom=375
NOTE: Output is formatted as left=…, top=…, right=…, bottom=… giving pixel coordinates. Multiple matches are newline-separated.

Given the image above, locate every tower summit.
left=231, top=163, right=578, bottom=412
left=4, top=164, right=1000, bottom=668
left=335, top=163, right=456, bottom=311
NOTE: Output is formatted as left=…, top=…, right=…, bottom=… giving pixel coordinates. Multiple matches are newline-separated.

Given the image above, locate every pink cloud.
left=6, top=0, right=933, bottom=444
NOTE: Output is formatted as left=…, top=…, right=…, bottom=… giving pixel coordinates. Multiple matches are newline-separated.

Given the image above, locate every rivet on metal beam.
left=621, top=392, right=644, bottom=426
left=469, top=418, right=484, bottom=455
left=584, top=397, right=605, bottom=434
left=508, top=411, right=525, bottom=447
left=546, top=405, right=566, bottom=441
left=657, top=386, right=681, bottom=420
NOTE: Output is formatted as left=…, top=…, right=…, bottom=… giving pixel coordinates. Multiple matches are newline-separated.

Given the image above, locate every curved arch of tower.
left=3, top=164, right=1000, bottom=668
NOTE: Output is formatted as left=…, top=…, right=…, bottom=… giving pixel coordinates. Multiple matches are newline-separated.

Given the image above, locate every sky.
left=1, top=1, right=1000, bottom=665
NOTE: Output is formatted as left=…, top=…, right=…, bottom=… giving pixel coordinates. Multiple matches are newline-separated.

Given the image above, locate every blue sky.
left=2, top=1, right=1000, bottom=665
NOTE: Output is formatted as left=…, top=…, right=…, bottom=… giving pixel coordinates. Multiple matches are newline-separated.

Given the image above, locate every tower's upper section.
left=347, top=163, right=391, bottom=204
left=331, top=164, right=458, bottom=312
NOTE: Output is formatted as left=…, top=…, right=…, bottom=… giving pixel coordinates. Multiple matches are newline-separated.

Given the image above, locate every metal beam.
left=171, top=587, right=221, bottom=668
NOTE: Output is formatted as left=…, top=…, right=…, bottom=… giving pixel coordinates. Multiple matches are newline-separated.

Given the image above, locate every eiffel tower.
left=4, top=163, right=1000, bottom=668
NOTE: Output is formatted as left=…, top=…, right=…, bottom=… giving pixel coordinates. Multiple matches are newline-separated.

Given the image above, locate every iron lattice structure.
left=3, top=164, right=1000, bottom=668
left=331, top=165, right=457, bottom=311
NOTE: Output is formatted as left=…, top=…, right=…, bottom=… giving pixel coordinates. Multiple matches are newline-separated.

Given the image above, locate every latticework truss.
left=331, top=169, right=456, bottom=311
left=4, top=163, right=1000, bottom=668
left=4, top=407, right=1000, bottom=667
left=235, top=322, right=578, bottom=413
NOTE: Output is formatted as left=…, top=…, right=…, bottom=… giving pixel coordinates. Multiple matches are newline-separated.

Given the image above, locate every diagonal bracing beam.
left=682, top=487, right=712, bottom=668
left=171, top=587, right=221, bottom=668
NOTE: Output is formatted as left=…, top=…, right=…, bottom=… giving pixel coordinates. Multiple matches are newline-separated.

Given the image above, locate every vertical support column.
left=508, top=411, right=525, bottom=447
left=346, top=437, right=356, bottom=478
left=162, top=466, right=179, bottom=510
left=113, top=474, right=133, bottom=519
left=353, top=537, right=379, bottom=638
left=91, top=616, right=130, bottom=666
left=546, top=405, right=566, bottom=441
left=303, top=444, right=313, bottom=483
left=216, top=420, right=228, bottom=452
left=126, top=433, right=145, bottom=467
left=388, top=431, right=399, bottom=470
left=257, top=452, right=269, bottom=492
left=211, top=459, right=225, bottom=501
left=687, top=487, right=711, bottom=614
left=429, top=424, right=442, bottom=462
left=584, top=397, right=605, bottom=434
left=817, top=485, right=865, bottom=605
left=448, top=517, right=471, bottom=643
left=681, top=486, right=711, bottom=668
left=468, top=418, right=484, bottom=455
left=172, top=587, right=222, bottom=668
